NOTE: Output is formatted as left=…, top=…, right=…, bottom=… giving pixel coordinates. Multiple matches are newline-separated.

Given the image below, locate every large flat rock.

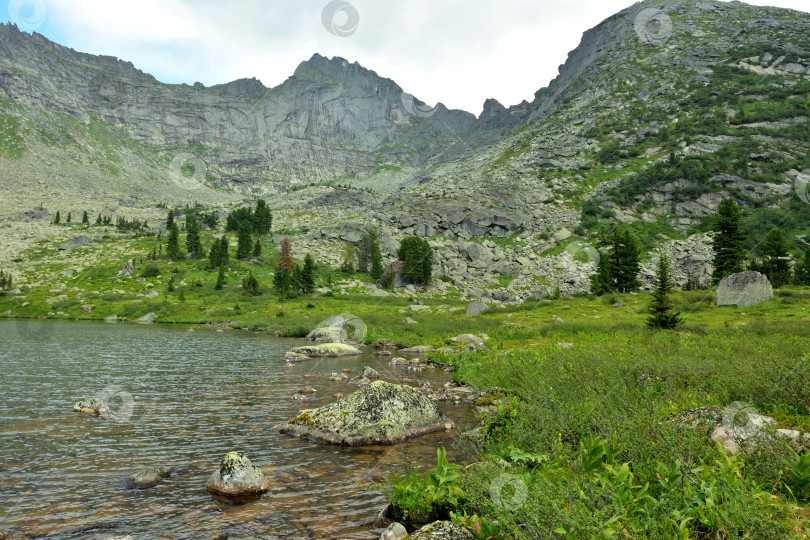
left=288, top=343, right=362, bottom=357
left=277, top=381, right=452, bottom=445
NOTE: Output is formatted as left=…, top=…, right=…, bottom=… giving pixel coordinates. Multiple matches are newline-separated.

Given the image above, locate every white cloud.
left=31, top=0, right=810, bottom=116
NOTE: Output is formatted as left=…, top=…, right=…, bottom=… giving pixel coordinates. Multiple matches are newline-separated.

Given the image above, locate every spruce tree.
left=208, top=238, right=221, bottom=268
left=253, top=240, right=262, bottom=257
left=185, top=214, right=203, bottom=258
left=82, top=211, right=89, bottom=225
left=711, top=198, right=747, bottom=284
left=252, top=199, right=272, bottom=235
left=397, top=236, right=433, bottom=285
left=370, top=238, right=384, bottom=281
left=797, top=249, right=810, bottom=286
left=219, top=236, right=230, bottom=266
left=759, top=227, right=791, bottom=288
left=341, top=243, right=357, bottom=274
left=236, top=221, right=253, bottom=259
left=590, top=224, right=641, bottom=294
left=166, top=209, right=175, bottom=229
left=242, top=271, right=262, bottom=295
left=273, top=237, right=295, bottom=298
left=215, top=264, right=226, bottom=290
left=301, top=253, right=316, bottom=293
left=167, top=222, right=181, bottom=260
left=96, top=214, right=102, bottom=225
left=646, top=254, right=682, bottom=329
left=66, top=212, right=71, bottom=224
left=54, top=211, right=60, bottom=225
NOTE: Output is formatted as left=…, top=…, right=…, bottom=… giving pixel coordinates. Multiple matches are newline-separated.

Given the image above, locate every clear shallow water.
left=0, top=320, right=475, bottom=539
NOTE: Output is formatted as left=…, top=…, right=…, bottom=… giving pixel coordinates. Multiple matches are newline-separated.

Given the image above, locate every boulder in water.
left=277, top=380, right=453, bottom=446
left=126, top=466, right=173, bottom=489
left=205, top=452, right=271, bottom=498
left=716, top=271, right=773, bottom=307
left=288, top=343, right=362, bottom=357
left=73, top=397, right=108, bottom=415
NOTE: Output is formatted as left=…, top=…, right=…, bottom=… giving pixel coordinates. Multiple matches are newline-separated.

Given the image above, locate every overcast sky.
left=2, top=0, right=808, bottom=116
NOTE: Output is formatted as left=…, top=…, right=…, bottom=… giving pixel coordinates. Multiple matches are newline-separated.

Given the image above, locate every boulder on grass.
left=288, top=343, right=362, bottom=357
left=306, top=325, right=347, bottom=343
left=277, top=381, right=453, bottom=446
left=716, top=271, right=773, bottom=307
left=206, top=452, right=271, bottom=498
left=466, top=301, right=488, bottom=316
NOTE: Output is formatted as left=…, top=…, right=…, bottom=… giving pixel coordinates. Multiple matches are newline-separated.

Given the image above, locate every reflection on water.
left=0, top=320, right=475, bottom=539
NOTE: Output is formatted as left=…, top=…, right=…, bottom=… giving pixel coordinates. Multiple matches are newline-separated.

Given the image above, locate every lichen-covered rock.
left=449, top=334, right=484, bottom=348
left=288, top=343, right=362, bottom=357
left=73, top=397, right=108, bottom=415
left=466, top=301, right=489, bottom=316
left=205, top=452, right=271, bottom=497
left=277, top=381, right=453, bottom=445
left=407, top=521, right=473, bottom=539
left=380, top=522, right=408, bottom=540
left=306, top=325, right=347, bottom=343
left=362, top=366, right=380, bottom=379
left=284, top=351, right=311, bottom=363
left=126, top=466, right=173, bottom=489
left=716, top=271, right=773, bottom=307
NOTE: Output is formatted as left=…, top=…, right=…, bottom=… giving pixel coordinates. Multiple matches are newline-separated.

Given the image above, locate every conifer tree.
left=397, top=236, right=433, bottom=285
left=341, top=243, right=357, bottom=274
left=54, top=211, right=60, bottom=225
left=646, top=254, right=682, bottom=329
left=82, top=211, right=89, bottom=225
left=208, top=238, right=221, bottom=268
left=219, top=236, right=230, bottom=266
left=215, top=264, right=226, bottom=290
left=66, top=212, right=71, bottom=224
left=252, top=199, right=272, bottom=235
left=185, top=214, right=203, bottom=258
left=370, top=237, right=384, bottom=281
left=167, top=222, right=181, bottom=260
left=96, top=214, right=102, bottom=225
left=253, top=239, right=262, bottom=258
left=711, top=198, right=747, bottom=284
left=301, top=253, right=316, bottom=293
left=242, top=271, right=262, bottom=296
left=273, top=237, right=295, bottom=298
left=590, top=223, right=641, bottom=294
left=166, top=209, right=175, bottom=229
left=797, top=249, right=810, bottom=286
left=236, top=221, right=253, bottom=259
left=759, top=227, right=791, bottom=288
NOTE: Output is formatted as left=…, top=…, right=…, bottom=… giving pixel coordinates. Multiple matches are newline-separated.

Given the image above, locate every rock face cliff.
left=1, top=0, right=809, bottom=299
left=0, top=25, right=486, bottom=186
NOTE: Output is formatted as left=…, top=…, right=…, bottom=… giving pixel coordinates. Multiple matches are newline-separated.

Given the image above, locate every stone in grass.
left=73, top=397, right=108, bottom=415
left=126, top=466, right=174, bottom=489
left=407, top=521, right=473, bottom=539
left=288, top=343, right=362, bottom=357
left=277, top=381, right=453, bottom=446
left=716, top=271, right=773, bottom=307
left=206, top=452, right=271, bottom=498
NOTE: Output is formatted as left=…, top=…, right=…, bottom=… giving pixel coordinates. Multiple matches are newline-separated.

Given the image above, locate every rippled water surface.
left=0, top=320, right=475, bottom=539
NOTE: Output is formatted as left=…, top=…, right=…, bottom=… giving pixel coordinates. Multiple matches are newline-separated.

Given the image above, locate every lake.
left=0, top=319, right=475, bottom=539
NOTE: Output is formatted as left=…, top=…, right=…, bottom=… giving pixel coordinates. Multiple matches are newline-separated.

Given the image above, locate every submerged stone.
left=288, top=343, right=362, bottom=357
left=73, top=397, right=108, bottom=415
left=126, top=466, right=173, bottom=489
left=277, top=381, right=453, bottom=446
